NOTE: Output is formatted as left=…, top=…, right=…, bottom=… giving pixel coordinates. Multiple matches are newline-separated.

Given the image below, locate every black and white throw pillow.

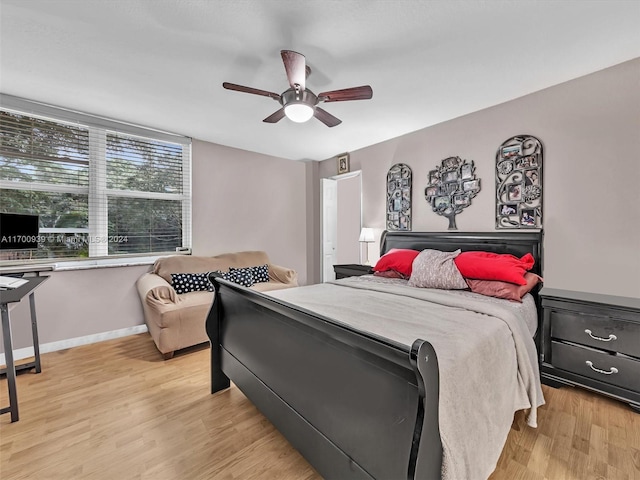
left=223, top=268, right=255, bottom=288
left=171, top=272, right=214, bottom=294
left=231, top=264, right=269, bottom=284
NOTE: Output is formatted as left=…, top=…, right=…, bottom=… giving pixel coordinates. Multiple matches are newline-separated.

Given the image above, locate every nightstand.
left=333, top=264, right=373, bottom=279
left=539, top=287, right=640, bottom=412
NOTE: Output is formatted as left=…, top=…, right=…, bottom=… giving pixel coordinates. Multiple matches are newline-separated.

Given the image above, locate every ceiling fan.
left=223, top=50, right=373, bottom=127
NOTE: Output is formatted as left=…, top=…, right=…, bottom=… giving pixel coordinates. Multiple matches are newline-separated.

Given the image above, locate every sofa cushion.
left=213, top=251, right=271, bottom=269
left=268, top=263, right=298, bottom=285
left=154, top=251, right=270, bottom=283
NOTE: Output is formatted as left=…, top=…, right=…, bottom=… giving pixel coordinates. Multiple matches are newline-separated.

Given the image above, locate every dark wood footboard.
left=206, top=277, right=442, bottom=480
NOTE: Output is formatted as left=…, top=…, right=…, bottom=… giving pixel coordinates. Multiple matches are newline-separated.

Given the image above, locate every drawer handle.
left=584, top=329, right=617, bottom=342
left=585, top=360, right=618, bottom=375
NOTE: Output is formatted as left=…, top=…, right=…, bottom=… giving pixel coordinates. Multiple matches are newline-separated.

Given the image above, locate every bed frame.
left=206, top=231, right=543, bottom=479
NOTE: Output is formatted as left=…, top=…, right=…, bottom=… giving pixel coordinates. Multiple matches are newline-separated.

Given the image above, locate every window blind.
left=0, top=96, right=191, bottom=262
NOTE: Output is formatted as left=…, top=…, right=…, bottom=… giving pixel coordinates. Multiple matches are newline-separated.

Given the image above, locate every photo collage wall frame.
left=424, top=156, right=480, bottom=230
left=386, top=163, right=412, bottom=231
left=496, top=135, right=543, bottom=229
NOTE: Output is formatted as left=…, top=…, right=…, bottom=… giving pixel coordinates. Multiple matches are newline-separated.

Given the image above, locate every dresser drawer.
left=551, top=341, right=640, bottom=393
left=549, top=309, right=640, bottom=358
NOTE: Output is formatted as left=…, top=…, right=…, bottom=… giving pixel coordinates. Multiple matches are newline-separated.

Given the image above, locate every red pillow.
left=373, top=249, right=420, bottom=277
left=454, top=251, right=535, bottom=285
left=466, top=273, right=543, bottom=302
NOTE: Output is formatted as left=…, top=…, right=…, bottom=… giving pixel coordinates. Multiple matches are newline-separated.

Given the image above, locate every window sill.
left=0, top=252, right=190, bottom=273
left=53, top=256, right=165, bottom=271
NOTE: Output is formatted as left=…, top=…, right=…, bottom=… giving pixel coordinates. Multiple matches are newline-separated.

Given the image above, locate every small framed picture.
left=444, top=171, right=459, bottom=182
left=516, top=155, right=538, bottom=168
left=524, top=169, right=539, bottom=186
left=507, top=183, right=522, bottom=201
left=515, top=156, right=530, bottom=169
left=520, top=209, right=536, bottom=226
left=499, top=203, right=518, bottom=216
left=425, top=186, right=438, bottom=197
left=337, top=153, right=350, bottom=174
left=462, top=179, right=479, bottom=192
left=454, top=194, right=470, bottom=206
left=434, top=196, right=450, bottom=209
left=502, top=143, right=522, bottom=158
left=428, top=170, right=439, bottom=185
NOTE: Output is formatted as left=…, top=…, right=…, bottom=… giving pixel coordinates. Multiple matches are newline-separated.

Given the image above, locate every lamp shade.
left=359, top=227, right=375, bottom=242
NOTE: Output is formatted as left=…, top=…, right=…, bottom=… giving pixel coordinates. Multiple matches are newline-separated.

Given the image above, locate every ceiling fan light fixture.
left=284, top=103, right=314, bottom=123
left=223, top=50, right=372, bottom=127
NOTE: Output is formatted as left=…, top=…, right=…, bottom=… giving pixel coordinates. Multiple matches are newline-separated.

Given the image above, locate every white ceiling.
left=1, top=0, right=639, bottom=161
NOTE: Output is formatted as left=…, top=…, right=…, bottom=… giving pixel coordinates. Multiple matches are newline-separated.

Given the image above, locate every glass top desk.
left=0, top=276, right=49, bottom=422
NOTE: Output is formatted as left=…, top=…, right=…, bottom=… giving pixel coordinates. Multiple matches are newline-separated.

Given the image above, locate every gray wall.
left=318, top=58, right=640, bottom=298
left=191, top=139, right=308, bottom=285
left=0, top=265, right=149, bottom=354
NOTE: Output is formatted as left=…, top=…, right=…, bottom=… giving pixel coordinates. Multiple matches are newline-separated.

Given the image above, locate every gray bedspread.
left=267, top=275, right=545, bottom=480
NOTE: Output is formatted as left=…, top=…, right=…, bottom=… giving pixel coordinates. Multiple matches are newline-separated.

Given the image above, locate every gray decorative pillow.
left=408, top=249, right=468, bottom=290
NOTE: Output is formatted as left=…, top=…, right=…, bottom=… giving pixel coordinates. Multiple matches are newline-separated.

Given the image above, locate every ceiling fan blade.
left=223, top=82, right=280, bottom=100
left=281, top=50, right=306, bottom=90
left=314, top=107, right=342, bottom=127
left=318, top=85, right=373, bottom=103
left=263, top=108, right=286, bottom=123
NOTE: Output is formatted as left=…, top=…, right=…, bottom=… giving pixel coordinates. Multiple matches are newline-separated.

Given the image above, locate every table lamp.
left=359, top=228, right=375, bottom=265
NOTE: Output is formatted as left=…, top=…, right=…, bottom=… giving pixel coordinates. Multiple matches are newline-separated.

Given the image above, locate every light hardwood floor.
left=1, top=333, right=638, bottom=480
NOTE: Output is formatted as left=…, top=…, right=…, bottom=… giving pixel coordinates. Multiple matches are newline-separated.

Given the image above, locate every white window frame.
left=0, top=94, right=192, bottom=263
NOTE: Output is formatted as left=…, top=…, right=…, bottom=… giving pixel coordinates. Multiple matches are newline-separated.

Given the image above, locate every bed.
left=206, top=231, right=544, bottom=479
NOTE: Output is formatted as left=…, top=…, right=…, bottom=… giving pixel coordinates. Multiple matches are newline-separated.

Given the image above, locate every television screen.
left=0, top=213, right=39, bottom=250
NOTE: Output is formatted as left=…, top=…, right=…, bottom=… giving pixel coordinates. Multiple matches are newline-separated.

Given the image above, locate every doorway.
left=321, top=171, right=362, bottom=282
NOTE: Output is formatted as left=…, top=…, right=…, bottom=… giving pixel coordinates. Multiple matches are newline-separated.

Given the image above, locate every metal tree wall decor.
left=424, top=156, right=480, bottom=230
left=495, top=135, right=543, bottom=229
left=386, top=163, right=412, bottom=230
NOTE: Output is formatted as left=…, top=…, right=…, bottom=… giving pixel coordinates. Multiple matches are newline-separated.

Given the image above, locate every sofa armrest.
left=136, top=272, right=179, bottom=305
left=268, top=264, right=298, bottom=286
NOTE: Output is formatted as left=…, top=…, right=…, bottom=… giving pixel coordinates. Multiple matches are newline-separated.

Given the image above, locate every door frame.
left=320, top=170, right=362, bottom=282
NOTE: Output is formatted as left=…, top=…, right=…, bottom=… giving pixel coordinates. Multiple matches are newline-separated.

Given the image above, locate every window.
left=0, top=96, right=191, bottom=262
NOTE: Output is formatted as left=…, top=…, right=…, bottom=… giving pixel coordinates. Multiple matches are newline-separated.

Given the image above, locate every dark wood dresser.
left=333, top=264, right=373, bottom=279
left=539, top=287, right=640, bottom=412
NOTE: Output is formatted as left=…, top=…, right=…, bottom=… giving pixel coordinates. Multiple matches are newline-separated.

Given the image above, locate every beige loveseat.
left=136, top=251, right=298, bottom=359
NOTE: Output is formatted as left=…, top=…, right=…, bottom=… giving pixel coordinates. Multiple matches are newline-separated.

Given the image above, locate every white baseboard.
left=0, top=324, right=149, bottom=365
